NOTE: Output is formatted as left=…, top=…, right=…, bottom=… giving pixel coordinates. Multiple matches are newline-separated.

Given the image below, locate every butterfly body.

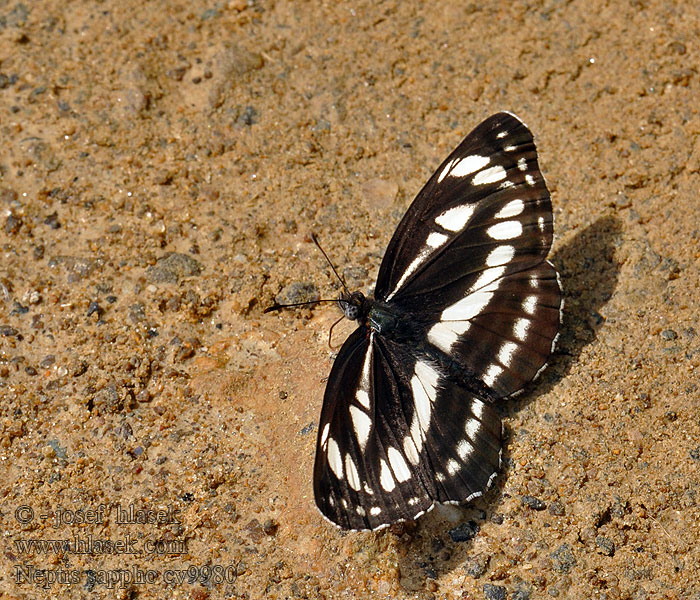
left=310, top=112, right=563, bottom=530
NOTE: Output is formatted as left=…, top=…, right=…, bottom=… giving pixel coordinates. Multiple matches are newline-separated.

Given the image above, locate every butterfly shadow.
left=508, top=213, right=624, bottom=412
left=388, top=215, right=623, bottom=590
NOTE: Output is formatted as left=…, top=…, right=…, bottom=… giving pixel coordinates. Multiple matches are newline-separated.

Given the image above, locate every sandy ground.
left=1, top=1, right=699, bottom=598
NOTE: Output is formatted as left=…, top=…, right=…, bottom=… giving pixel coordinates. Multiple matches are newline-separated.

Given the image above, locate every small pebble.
left=464, top=554, right=489, bottom=579
left=87, top=301, right=103, bottom=317
left=548, top=501, right=565, bottom=516
left=550, top=543, right=577, bottom=573
left=595, top=535, right=615, bottom=556
left=274, top=282, right=319, bottom=307
left=262, top=519, right=278, bottom=536
left=521, top=495, right=547, bottom=511
left=448, top=520, right=479, bottom=542
left=483, top=583, right=506, bottom=600
left=39, top=355, right=56, bottom=368
left=146, top=253, right=203, bottom=284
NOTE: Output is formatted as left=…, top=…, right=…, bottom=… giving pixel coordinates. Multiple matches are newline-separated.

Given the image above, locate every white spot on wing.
left=426, top=232, right=448, bottom=248
left=525, top=174, right=536, bottom=185
left=518, top=157, right=527, bottom=171
left=495, top=199, right=524, bottom=219
left=435, top=204, right=475, bottom=232
left=457, top=439, right=471, bottom=460
left=409, top=413, right=424, bottom=454
left=370, top=506, right=381, bottom=516
left=437, top=158, right=457, bottom=183
left=356, top=506, right=366, bottom=516
left=471, top=399, right=485, bottom=421
left=388, top=447, right=411, bottom=482
left=356, top=390, right=370, bottom=410
left=452, top=154, right=490, bottom=177
left=487, top=220, right=523, bottom=240
left=403, top=435, right=420, bottom=466
left=414, top=360, right=440, bottom=394
left=327, top=437, right=343, bottom=479
left=410, top=360, right=441, bottom=437
left=470, top=266, right=506, bottom=293
left=411, top=379, right=432, bottom=435
left=446, top=459, right=460, bottom=475
left=465, top=419, right=480, bottom=440
left=497, top=130, right=509, bottom=139
left=428, top=320, right=472, bottom=353
left=320, top=423, right=330, bottom=447
left=482, top=364, right=503, bottom=387
left=349, top=405, right=371, bottom=450
left=486, top=245, right=515, bottom=267
left=441, top=290, right=494, bottom=321
left=380, top=459, right=396, bottom=492
left=357, top=339, right=373, bottom=407
left=523, top=295, right=537, bottom=315
left=386, top=248, right=431, bottom=300
left=473, top=165, right=507, bottom=185
left=345, top=454, right=361, bottom=491
left=498, top=341, right=518, bottom=367
left=513, top=317, right=530, bottom=341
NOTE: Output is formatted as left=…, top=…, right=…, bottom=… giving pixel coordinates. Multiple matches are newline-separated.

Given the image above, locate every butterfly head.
left=337, top=291, right=367, bottom=322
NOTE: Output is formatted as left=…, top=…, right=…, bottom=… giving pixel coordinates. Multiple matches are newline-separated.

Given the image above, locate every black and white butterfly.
left=294, top=112, right=561, bottom=530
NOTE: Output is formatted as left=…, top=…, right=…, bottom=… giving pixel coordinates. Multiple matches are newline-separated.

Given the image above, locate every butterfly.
left=278, top=112, right=562, bottom=530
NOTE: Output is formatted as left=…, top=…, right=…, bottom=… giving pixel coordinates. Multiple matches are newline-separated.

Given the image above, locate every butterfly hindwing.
left=314, top=329, right=502, bottom=530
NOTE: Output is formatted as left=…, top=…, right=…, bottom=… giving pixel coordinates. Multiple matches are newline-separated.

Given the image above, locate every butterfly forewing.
left=375, top=112, right=550, bottom=301
left=375, top=112, right=561, bottom=398
left=312, top=112, right=562, bottom=530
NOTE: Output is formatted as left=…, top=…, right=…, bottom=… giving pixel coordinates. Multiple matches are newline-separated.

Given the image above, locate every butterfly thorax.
left=339, top=291, right=401, bottom=336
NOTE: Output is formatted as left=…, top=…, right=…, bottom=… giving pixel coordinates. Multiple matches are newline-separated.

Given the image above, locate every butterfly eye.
left=342, top=303, right=359, bottom=321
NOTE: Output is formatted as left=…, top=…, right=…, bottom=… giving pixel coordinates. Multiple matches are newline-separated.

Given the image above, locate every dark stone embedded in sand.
left=0, top=325, right=19, bottom=337
left=262, top=518, right=278, bottom=536
left=483, top=583, right=506, bottom=600
left=49, top=256, right=99, bottom=282
left=448, top=520, right=479, bottom=542
left=548, top=501, right=565, bottom=516
left=512, top=588, right=532, bottom=600
left=464, top=554, right=489, bottom=579
left=44, top=212, right=61, bottom=229
left=595, top=535, right=615, bottom=556
left=274, top=282, right=319, bottom=307
left=39, top=355, right=55, bottom=368
left=521, top=495, right=547, bottom=511
left=550, top=543, right=577, bottom=573
left=146, top=253, right=203, bottom=284
left=87, top=301, right=103, bottom=318
left=5, top=214, right=22, bottom=234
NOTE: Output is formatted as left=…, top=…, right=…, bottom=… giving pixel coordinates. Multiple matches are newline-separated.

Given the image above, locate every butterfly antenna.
left=327, top=314, right=345, bottom=350
left=263, top=298, right=339, bottom=314
left=311, top=232, right=350, bottom=296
